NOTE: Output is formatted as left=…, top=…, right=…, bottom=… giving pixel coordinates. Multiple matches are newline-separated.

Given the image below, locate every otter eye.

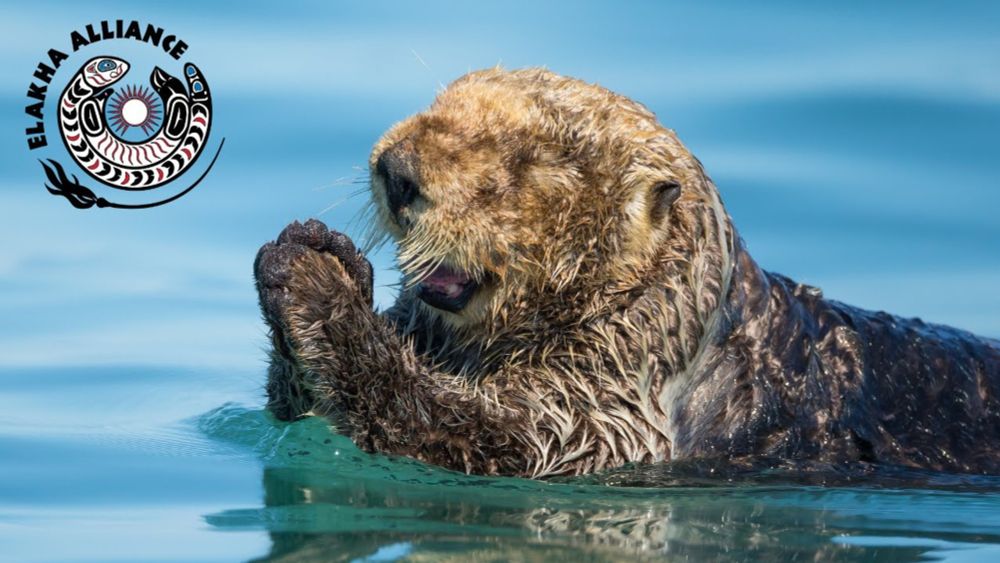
left=649, top=180, right=682, bottom=223
left=97, top=60, right=117, bottom=72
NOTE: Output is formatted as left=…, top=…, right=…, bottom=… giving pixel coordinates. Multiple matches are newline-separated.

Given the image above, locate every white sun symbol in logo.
left=108, top=84, right=162, bottom=136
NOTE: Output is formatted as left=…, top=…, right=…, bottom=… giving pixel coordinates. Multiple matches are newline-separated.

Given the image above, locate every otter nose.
left=376, top=149, right=420, bottom=218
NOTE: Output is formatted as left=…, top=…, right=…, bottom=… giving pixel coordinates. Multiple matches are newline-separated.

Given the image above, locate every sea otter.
left=254, top=68, right=1000, bottom=478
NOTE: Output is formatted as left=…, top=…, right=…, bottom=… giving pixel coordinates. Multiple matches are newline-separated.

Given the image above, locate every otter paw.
left=276, top=219, right=373, bottom=300
left=254, top=219, right=374, bottom=333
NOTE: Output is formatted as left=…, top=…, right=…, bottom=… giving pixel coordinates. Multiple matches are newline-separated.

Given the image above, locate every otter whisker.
left=318, top=190, right=365, bottom=216
left=311, top=175, right=361, bottom=192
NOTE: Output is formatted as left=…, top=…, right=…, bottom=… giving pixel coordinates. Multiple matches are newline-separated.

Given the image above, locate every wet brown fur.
left=254, top=68, right=1000, bottom=477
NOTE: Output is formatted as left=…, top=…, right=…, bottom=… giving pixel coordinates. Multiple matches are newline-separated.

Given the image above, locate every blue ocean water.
left=1, top=1, right=998, bottom=561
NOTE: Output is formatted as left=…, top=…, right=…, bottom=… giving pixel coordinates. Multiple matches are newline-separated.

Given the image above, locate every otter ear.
left=649, top=180, right=681, bottom=224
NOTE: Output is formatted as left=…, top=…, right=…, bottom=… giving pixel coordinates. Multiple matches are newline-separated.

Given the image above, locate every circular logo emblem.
left=24, top=21, right=224, bottom=210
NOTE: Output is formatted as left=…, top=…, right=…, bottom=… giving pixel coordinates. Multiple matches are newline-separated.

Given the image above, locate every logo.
left=23, top=20, right=224, bottom=210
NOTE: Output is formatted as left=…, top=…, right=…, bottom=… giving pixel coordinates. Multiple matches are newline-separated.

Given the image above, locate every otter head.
left=369, top=68, right=733, bottom=343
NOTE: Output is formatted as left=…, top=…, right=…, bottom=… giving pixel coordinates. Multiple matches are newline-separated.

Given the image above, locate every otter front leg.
left=254, top=220, right=537, bottom=474
left=254, top=219, right=374, bottom=422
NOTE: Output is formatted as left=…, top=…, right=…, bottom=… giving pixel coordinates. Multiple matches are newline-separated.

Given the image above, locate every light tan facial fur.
left=368, top=67, right=732, bottom=344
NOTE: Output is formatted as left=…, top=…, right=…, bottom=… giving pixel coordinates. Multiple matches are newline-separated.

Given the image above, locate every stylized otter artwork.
left=254, top=68, right=1000, bottom=478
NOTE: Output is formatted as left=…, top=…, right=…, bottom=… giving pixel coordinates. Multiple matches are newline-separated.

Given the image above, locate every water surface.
left=1, top=1, right=999, bottom=561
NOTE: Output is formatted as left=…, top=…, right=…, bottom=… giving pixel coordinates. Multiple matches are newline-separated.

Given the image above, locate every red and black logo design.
left=24, top=20, right=224, bottom=210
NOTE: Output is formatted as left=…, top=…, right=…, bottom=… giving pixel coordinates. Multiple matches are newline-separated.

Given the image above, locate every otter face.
left=368, top=68, right=717, bottom=330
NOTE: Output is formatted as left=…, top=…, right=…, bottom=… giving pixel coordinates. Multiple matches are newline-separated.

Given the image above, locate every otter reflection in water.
left=204, top=458, right=997, bottom=561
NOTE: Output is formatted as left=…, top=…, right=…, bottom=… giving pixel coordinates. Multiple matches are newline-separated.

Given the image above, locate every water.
left=2, top=1, right=999, bottom=561
left=5, top=371, right=1000, bottom=563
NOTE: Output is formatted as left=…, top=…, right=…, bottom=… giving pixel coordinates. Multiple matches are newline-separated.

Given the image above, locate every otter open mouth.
left=417, top=265, right=479, bottom=313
